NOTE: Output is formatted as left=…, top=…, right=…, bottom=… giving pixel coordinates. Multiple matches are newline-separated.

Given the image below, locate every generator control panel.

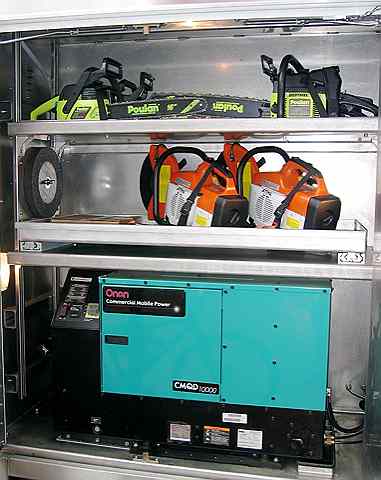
left=52, top=269, right=110, bottom=330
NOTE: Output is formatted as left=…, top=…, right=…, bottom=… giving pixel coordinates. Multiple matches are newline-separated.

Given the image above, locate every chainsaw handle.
left=236, top=146, right=290, bottom=196
left=288, top=156, right=322, bottom=178
left=102, top=57, right=123, bottom=80
left=30, top=95, right=59, bottom=120
left=63, top=58, right=125, bottom=116
left=340, top=92, right=379, bottom=117
left=211, top=154, right=233, bottom=179
left=153, top=146, right=212, bottom=225
left=123, top=72, right=155, bottom=101
left=278, top=54, right=306, bottom=118
left=62, top=67, right=98, bottom=114
left=273, top=160, right=322, bottom=227
left=261, top=55, right=277, bottom=81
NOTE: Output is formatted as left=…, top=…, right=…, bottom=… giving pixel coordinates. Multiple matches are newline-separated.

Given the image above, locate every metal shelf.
left=4, top=412, right=361, bottom=480
left=15, top=219, right=367, bottom=255
left=7, top=117, right=379, bottom=137
left=7, top=245, right=373, bottom=280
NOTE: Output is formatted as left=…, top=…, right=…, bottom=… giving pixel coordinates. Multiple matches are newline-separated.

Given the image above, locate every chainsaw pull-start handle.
left=153, top=146, right=212, bottom=225
left=237, top=146, right=290, bottom=196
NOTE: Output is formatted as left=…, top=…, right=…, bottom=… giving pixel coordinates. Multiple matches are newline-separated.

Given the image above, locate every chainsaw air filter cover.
left=23, top=147, right=63, bottom=218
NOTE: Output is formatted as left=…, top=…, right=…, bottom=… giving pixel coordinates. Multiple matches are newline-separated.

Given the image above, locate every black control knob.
left=290, top=438, right=304, bottom=451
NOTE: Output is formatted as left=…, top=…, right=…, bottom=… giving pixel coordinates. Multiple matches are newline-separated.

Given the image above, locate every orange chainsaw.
left=140, top=145, right=249, bottom=227
left=234, top=145, right=341, bottom=229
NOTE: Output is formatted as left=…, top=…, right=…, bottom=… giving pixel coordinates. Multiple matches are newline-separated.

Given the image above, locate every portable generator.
left=140, top=145, right=248, bottom=227
left=236, top=146, right=341, bottom=229
left=97, top=273, right=331, bottom=463
left=261, top=54, right=378, bottom=118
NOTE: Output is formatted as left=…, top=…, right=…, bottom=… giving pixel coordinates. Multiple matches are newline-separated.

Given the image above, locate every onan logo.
left=105, top=288, right=129, bottom=299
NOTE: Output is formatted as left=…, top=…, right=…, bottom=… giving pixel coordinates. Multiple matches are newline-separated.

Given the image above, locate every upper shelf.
left=2, top=1, right=380, bottom=33
left=7, top=117, right=380, bottom=137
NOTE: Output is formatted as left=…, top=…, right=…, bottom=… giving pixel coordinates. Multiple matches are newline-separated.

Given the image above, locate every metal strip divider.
left=0, top=290, right=8, bottom=447
left=12, top=35, right=27, bottom=401
left=14, top=265, right=26, bottom=399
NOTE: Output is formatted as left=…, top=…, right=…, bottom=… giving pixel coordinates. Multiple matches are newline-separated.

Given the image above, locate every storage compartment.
left=4, top=12, right=381, bottom=480
left=9, top=25, right=379, bottom=260
left=4, top=266, right=369, bottom=478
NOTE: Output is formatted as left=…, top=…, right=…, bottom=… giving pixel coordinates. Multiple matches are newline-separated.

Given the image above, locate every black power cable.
left=336, top=440, right=362, bottom=445
left=345, top=383, right=365, bottom=401
left=335, top=430, right=363, bottom=440
left=327, top=398, right=363, bottom=435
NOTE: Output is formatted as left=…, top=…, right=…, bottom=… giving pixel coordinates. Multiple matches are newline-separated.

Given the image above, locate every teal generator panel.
left=100, top=276, right=223, bottom=402
left=100, top=276, right=331, bottom=411
left=220, top=284, right=331, bottom=412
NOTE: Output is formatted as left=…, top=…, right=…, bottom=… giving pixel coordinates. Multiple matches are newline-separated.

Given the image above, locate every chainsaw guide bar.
left=110, top=93, right=270, bottom=119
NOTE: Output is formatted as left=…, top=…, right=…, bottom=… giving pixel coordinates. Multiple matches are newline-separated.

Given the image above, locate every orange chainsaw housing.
left=255, top=159, right=330, bottom=215
left=223, top=143, right=260, bottom=187
left=170, top=161, right=240, bottom=218
left=141, top=144, right=248, bottom=227
left=251, top=158, right=341, bottom=229
left=144, top=144, right=179, bottom=221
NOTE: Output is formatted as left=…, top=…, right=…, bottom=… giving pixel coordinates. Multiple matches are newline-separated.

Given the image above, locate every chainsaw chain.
left=151, top=92, right=270, bottom=103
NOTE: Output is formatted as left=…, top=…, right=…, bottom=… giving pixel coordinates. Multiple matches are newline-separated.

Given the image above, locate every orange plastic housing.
left=146, top=144, right=178, bottom=220
left=223, top=143, right=260, bottom=184
left=252, top=159, right=330, bottom=218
